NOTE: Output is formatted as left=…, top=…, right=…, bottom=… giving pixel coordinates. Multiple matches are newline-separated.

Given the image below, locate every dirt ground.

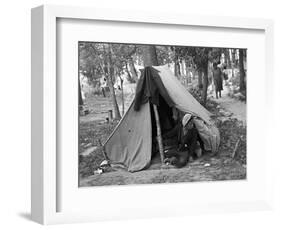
left=80, top=155, right=246, bottom=187
left=79, top=85, right=246, bottom=187
left=212, top=86, right=246, bottom=125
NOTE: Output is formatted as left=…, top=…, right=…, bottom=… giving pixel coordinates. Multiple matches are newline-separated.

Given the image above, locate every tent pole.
left=152, top=104, right=165, bottom=165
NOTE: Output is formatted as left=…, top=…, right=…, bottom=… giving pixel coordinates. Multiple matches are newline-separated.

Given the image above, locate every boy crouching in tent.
left=162, top=109, right=205, bottom=168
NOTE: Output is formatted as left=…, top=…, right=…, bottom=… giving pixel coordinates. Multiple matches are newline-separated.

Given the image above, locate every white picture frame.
left=31, top=4, right=274, bottom=225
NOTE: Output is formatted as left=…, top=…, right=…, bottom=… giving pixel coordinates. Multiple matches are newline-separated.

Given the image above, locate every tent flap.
left=134, top=67, right=174, bottom=111
left=104, top=102, right=152, bottom=172
left=154, top=65, right=212, bottom=124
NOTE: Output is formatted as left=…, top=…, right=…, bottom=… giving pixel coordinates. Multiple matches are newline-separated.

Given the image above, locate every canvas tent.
left=103, top=65, right=220, bottom=172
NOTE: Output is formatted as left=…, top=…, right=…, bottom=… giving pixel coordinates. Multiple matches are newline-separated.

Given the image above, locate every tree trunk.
left=239, top=49, right=246, bottom=93
left=79, top=77, right=83, bottom=106
left=181, top=59, right=186, bottom=76
left=231, top=49, right=236, bottom=68
left=202, top=64, right=209, bottom=106
left=128, top=58, right=138, bottom=82
left=174, top=50, right=180, bottom=78
left=125, top=62, right=133, bottom=83
left=142, top=45, right=159, bottom=67
left=224, top=49, right=231, bottom=68
left=185, top=60, right=190, bottom=84
left=119, top=75, right=125, bottom=115
left=107, top=45, right=121, bottom=120
left=198, top=69, right=203, bottom=90
left=192, top=66, right=196, bottom=80
left=141, top=45, right=165, bottom=164
left=227, top=49, right=232, bottom=68
left=174, top=61, right=178, bottom=77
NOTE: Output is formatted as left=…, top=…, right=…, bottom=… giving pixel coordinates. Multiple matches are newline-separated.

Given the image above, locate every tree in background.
left=79, top=43, right=146, bottom=119
left=239, top=49, right=246, bottom=94
left=176, top=47, right=222, bottom=106
left=79, top=43, right=247, bottom=113
left=79, top=78, right=83, bottom=106
left=79, top=43, right=121, bottom=120
left=223, top=48, right=231, bottom=68
left=172, top=46, right=181, bottom=77
left=118, top=45, right=138, bottom=82
left=155, top=46, right=173, bottom=66
left=141, top=45, right=159, bottom=66
left=104, top=44, right=121, bottom=120
left=186, top=47, right=210, bottom=105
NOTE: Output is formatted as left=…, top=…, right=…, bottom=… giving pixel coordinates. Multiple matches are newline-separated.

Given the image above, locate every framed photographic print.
left=31, top=5, right=274, bottom=225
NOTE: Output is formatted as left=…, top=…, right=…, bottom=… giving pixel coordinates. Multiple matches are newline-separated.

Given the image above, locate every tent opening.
left=150, top=94, right=176, bottom=160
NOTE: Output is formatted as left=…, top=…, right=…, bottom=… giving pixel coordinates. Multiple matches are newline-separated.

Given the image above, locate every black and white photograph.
left=78, top=42, right=247, bottom=187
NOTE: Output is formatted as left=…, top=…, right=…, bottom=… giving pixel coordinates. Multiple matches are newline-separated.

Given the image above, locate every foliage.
left=80, top=43, right=239, bottom=82
left=173, top=46, right=222, bottom=69
left=79, top=43, right=246, bottom=111
left=79, top=43, right=138, bottom=85
left=155, top=46, right=174, bottom=65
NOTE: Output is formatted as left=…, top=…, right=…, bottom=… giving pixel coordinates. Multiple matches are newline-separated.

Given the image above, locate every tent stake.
left=152, top=104, right=165, bottom=165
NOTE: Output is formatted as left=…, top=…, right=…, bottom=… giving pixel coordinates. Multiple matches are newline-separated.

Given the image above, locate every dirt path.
left=211, top=88, right=246, bottom=125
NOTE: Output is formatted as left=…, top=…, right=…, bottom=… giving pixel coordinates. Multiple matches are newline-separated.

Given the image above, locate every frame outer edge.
left=264, top=20, right=274, bottom=209
left=31, top=4, right=275, bottom=224
left=44, top=4, right=271, bottom=30
left=31, top=5, right=44, bottom=224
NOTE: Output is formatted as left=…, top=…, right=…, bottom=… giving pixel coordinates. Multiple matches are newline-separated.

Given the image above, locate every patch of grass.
left=79, top=120, right=118, bottom=152
left=79, top=120, right=118, bottom=178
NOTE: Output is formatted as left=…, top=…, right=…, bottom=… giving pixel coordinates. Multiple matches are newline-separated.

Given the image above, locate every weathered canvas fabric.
left=134, top=66, right=174, bottom=111
left=193, top=118, right=220, bottom=152
left=154, top=65, right=211, bottom=124
left=154, top=65, right=220, bottom=153
left=104, top=65, right=220, bottom=172
left=104, top=102, right=152, bottom=172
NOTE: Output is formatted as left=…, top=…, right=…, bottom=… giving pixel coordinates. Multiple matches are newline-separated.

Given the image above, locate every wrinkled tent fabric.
left=104, top=65, right=220, bottom=172
left=134, top=67, right=174, bottom=111
left=193, top=118, right=220, bottom=152
left=153, top=65, right=211, bottom=124
left=104, top=102, right=152, bottom=172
